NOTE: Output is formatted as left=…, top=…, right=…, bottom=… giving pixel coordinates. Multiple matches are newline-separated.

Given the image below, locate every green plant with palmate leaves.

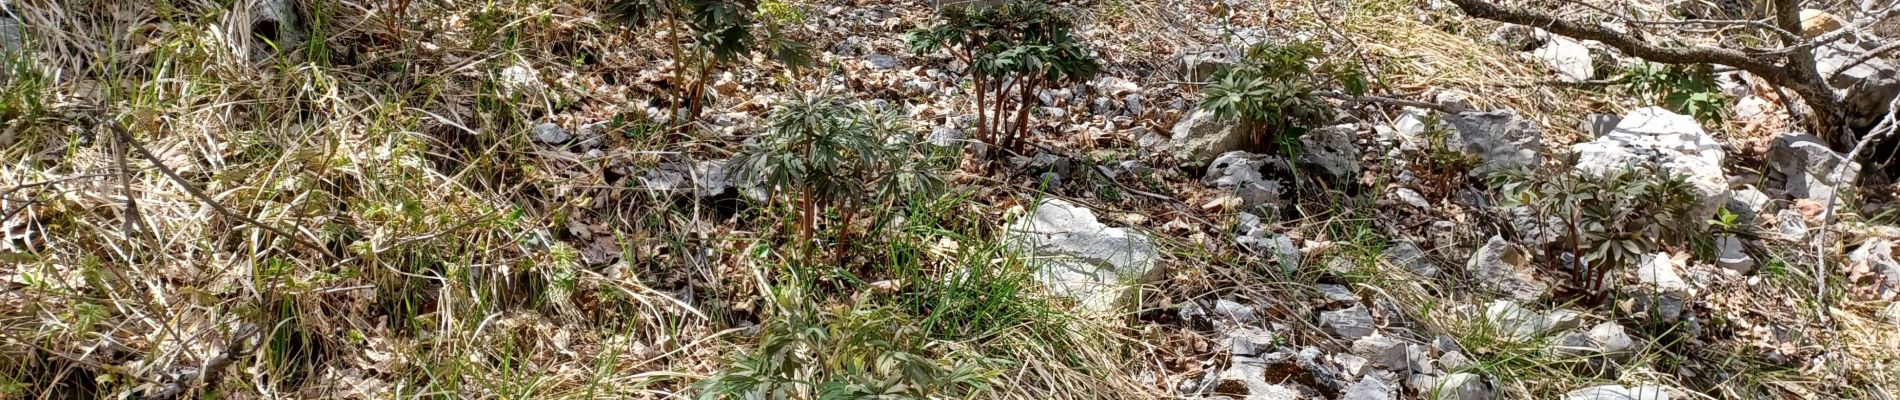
left=610, top=0, right=813, bottom=122
left=729, top=92, right=946, bottom=261
left=1198, top=40, right=1365, bottom=158
left=906, top=0, right=1101, bottom=154
left=1492, top=164, right=1702, bottom=300
left=1620, top=61, right=1729, bottom=124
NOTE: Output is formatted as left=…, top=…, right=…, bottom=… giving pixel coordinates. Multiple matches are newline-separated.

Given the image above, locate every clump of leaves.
left=610, top=0, right=813, bottom=121
left=1493, top=164, right=1702, bottom=300
left=907, top=0, right=1102, bottom=154
left=1198, top=41, right=1363, bottom=157
left=730, top=92, right=946, bottom=260
left=1620, top=62, right=1728, bottom=123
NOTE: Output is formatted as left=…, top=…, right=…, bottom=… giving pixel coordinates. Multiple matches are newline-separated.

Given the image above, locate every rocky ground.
left=2, top=0, right=1899, bottom=399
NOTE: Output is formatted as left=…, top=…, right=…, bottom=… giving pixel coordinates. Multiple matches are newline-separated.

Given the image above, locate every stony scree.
left=1572, top=106, right=1730, bottom=220
left=1005, top=199, right=1163, bottom=313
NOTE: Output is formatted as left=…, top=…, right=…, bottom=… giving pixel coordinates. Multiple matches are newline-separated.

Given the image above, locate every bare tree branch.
left=1447, top=0, right=1854, bottom=146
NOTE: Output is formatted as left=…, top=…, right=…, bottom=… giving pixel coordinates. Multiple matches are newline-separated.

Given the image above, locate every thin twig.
left=106, top=122, right=341, bottom=260
left=1812, top=94, right=1899, bottom=324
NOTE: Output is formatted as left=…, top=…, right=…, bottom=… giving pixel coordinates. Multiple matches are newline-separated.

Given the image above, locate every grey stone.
left=1317, top=284, right=1361, bottom=306
left=1431, top=373, right=1494, bottom=400
left=1531, top=35, right=1596, bottom=82
left=1777, top=209, right=1810, bottom=239
left=1267, top=234, right=1302, bottom=271
left=1483, top=300, right=1546, bottom=340
left=1587, top=322, right=1635, bottom=353
left=1817, top=41, right=1900, bottom=133
left=1092, top=97, right=1119, bottom=116
left=1408, top=344, right=1435, bottom=374
left=1352, top=335, right=1410, bottom=371
left=1214, top=299, right=1261, bottom=328
left=1037, top=171, right=1063, bottom=189
left=1468, top=236, right=1549, bottom=301
left=1445, top=110, right=1546, bottom=177
left=1229, top=326, right=1277, bottom=357
left=1573, top=107, right=1730, bottom=221
left=0, top=16, right=20, bottom=55
left=1439, top=351, right=1474, bottom=371
left=1124, top=94, right=1145, bottom=116
left=499, top=63, right=543, bottom=95
left=1179, top=50, right=1232, bottom=82
left=247, top=0, right=305, bottom=59
left=1543, top=309, right=1583, bottom=333
left=690, top=159, right=733, bottom=197
left=1204, top=151, right=1289, bottom=211
left=1432, top=336, right=1463, bottom=355
left=1171, top=109, right=1259, bottom=164
left=637, top=159, right=735, bottom=198
left=1394, top=187, right=1432, bottom=209
left=1342, top=376, right=1396, bottom=400
left=1766, top=133, right=1858, bottom=203
left=1715, top=236, right=1755, bottom=273
left=1581, top=113, right=1621, bottom=137
left=864, top=54, right=899, bottom=69
left=1563, top=385, right=1670, bottom=400
left=1006, top=199, right=1163, bottom=313
left=927, top=126, right=964, bottom=148
left=1632, top=252, right=1694, bottom=322
left=1297, top=125, right=1361, bottom=181
left=533, top=122, right=570, bottom=144
left=1384, top=240, right=1438, bottom=278
left=1321, top=304, right=1378, bottom=341
left=1408, top=374, right=1442, bottom=393
left=1727, top=187, right=1771, bottom=223
left=903, top=79, right=937, bottom=95
left=1849, top=239, right=1900, bottom=299
left=1487, top=25, right=1548, bottom=51
left=1436, top=90, right=1476, bottom=113
left=1334, top=353, right=1371, bottom=377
